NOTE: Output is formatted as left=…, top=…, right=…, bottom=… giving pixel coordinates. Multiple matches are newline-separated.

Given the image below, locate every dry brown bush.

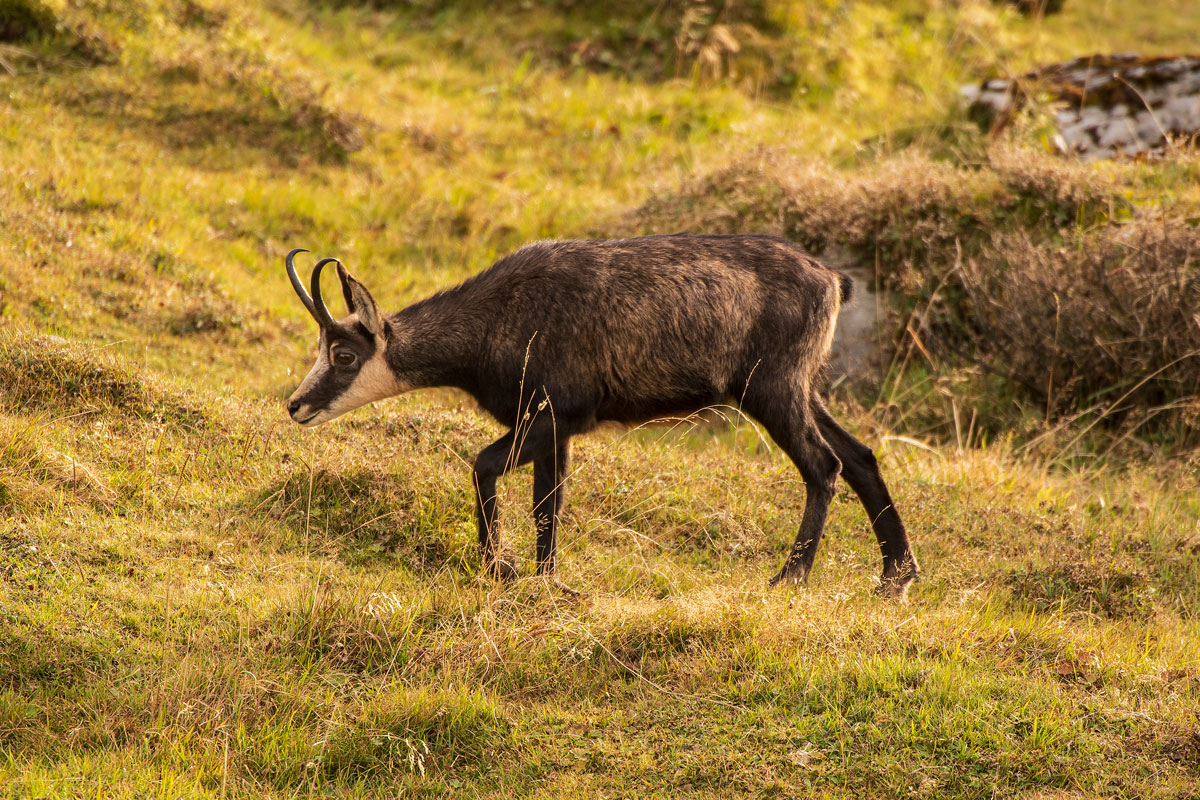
left=962, top=222, right=1200, bottom=430
left=631, top=146, right=1124, bottom=272
left=628, top=147, right=1200, bottom=445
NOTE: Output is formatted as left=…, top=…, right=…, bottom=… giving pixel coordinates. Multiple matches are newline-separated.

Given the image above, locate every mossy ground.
left=1, top=1, right=1198, bottom=797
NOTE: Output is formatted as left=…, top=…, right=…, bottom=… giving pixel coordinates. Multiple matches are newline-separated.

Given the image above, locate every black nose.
left=287, top=398, right=302, bottom=417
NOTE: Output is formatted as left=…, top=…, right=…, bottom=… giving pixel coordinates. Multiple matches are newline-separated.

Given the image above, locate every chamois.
left=284, top=235, right=919, bottom=596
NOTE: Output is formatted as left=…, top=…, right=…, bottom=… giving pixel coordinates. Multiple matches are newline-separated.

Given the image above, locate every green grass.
left=2, top=1, right=1199, bottom=797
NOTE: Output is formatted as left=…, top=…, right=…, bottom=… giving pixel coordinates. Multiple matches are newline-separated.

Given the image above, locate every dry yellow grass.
left=1, top=1, right=1199, bottom=797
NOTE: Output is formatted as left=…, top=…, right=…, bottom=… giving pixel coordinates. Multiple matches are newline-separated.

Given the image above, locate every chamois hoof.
left=487, top=555, right=519, bottom=582
left=768, top=565, right=809, bottom=589
left=549, top=578, right=583, bottom=601
left=875, top=562, right=919, bottom=600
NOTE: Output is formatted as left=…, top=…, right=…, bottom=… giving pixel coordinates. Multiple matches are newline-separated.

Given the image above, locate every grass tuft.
left=0, top=335, right=207, bottom=427
left=2, top=1, right=1199, bottom=797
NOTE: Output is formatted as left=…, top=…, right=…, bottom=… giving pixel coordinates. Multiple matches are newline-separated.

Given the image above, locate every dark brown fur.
left=287, top=233, right=918, bottom=594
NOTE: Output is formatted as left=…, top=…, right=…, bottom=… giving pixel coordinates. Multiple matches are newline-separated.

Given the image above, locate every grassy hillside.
left=1, top=0, right=1199, bottom=797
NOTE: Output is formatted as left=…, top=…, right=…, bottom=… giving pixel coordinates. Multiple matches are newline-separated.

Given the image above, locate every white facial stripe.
left=288, top=336, right=411, bottom=427
left=324, top=346, right=408, bottom=418
left=289, top=348, right=331, bottom=424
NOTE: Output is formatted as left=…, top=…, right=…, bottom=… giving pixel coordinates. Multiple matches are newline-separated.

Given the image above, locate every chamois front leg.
left=473, top=431, right=519, bottom=581
left=472, top=414, right=567, bottom=582
left=532, top=438, right=570, bottom=575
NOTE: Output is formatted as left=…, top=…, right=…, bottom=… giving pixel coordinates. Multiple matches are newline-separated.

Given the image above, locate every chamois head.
left=285, top=248, right=404, bottom=427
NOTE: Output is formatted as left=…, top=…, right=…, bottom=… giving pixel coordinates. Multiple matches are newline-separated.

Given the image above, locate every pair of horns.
left=286, top=248, right=341, bottom=328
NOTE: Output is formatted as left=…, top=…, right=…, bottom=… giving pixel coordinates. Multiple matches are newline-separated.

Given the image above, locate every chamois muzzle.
left=285, top=248, right=338, bottom=328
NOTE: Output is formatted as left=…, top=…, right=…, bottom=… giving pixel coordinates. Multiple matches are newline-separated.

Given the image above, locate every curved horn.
left=285, top=248, right=319, bottom=321
left=310, top=257, right=341, bottom=329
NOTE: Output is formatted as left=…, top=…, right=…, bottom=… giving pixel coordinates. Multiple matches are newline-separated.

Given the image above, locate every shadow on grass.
left=0, top=335, right=208, bottom=429
left=1006, top=561, right=1155, bottom=620
left=249, top=465, right=464, bottom=571
left=57, top=74, right=360, bottom=170
left=0, top=0, right=117, bottom=72
left=0, top=611, right=150, bottom=754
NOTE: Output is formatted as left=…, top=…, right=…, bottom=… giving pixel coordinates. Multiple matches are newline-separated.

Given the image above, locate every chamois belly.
left=595, top=386, right=731, bottom=425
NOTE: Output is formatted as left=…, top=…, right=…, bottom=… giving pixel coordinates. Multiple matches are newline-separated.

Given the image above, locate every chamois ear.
left=336, top=262, right=382, bottom=335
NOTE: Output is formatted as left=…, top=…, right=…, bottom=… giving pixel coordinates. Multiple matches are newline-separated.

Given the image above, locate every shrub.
left=961, top=221, right=1200, bottom=431
left=627, top=146, right=1200, bottom=446
left=0, top=0, right=54, bottom=42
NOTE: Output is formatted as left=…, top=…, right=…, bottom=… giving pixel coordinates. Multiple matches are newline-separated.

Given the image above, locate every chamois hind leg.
left=473, top=411, right=572, bottom=580
left=745, top=389, right=842, bottom=587
left=812, top=399, right=919, bottom=598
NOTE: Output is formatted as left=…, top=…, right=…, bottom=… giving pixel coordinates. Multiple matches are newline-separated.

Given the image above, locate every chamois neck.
left=385, top=290, right=488, bottom=393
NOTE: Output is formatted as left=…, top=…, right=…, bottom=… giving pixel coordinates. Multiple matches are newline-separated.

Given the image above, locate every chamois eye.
left=333, top=351, right=357, bottom=367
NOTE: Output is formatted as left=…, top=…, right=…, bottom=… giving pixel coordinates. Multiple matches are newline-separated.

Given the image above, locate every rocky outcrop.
left=963, top=55, right=1200, bottom=160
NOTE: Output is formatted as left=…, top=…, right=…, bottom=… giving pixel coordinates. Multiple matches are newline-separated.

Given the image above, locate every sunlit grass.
left=1, top=0, right=1199, bottom=796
